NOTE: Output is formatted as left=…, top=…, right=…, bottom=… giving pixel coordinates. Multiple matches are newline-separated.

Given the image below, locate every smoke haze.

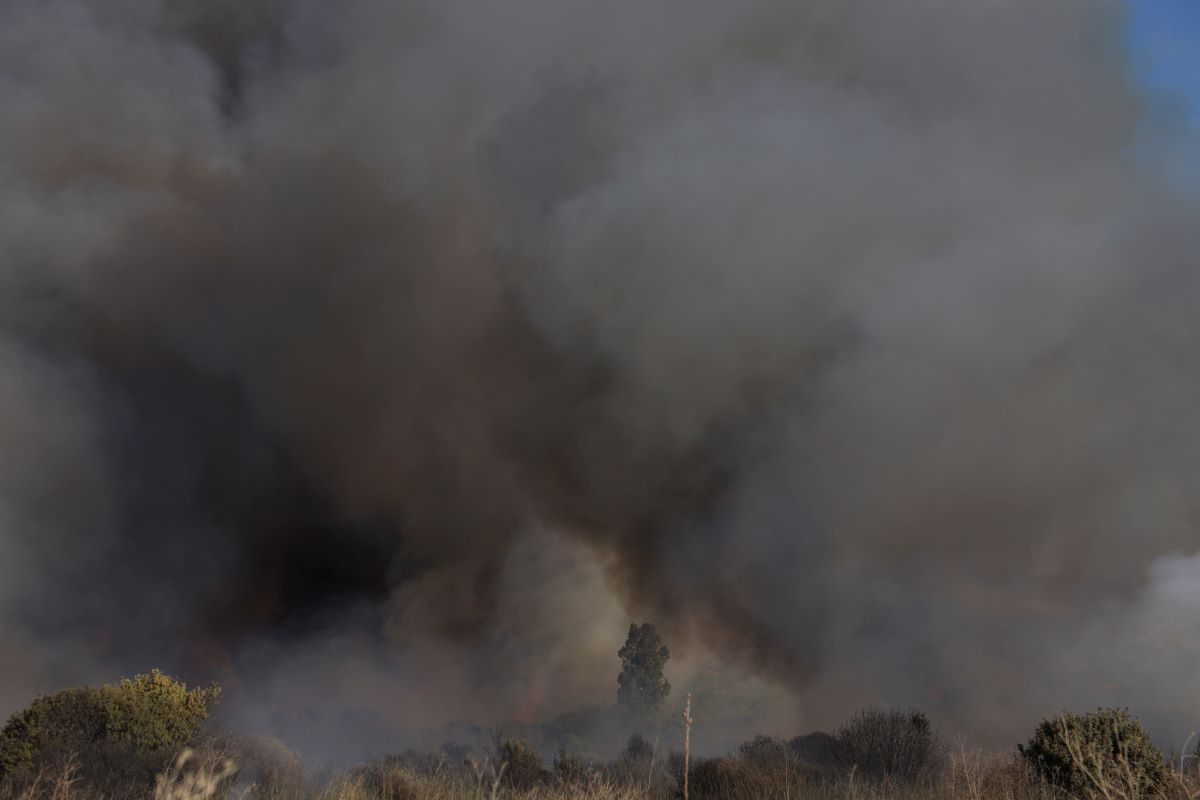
left=2, top=0, right=1200, bottom=757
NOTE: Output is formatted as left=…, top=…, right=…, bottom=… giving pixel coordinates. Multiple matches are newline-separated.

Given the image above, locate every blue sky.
left=1130, top=0, right=1200, bottom=124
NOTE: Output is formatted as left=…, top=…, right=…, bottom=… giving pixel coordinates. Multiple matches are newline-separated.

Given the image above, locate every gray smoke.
left=2, top=0, right=1199, bottom=756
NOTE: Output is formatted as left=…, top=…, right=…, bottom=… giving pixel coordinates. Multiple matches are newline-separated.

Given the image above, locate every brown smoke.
left=2, top=0, right=1200, bottom=757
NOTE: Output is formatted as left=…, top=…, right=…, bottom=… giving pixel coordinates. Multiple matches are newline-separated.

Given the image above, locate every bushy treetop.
left=1019, top=707, right=1171, bottom=800
left=0, top=669, right=220, bottom=780
left=617, top=623, right=670, bottom=718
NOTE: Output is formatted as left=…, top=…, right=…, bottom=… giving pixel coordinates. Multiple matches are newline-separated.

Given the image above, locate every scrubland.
left=3, top=678, right=1198, bottom=800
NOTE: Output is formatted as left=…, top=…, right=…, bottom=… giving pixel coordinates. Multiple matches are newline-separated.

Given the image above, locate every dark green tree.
left=616, top=623, right=670, bottom=717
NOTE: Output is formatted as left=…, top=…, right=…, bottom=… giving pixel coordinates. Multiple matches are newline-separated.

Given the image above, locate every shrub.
left=620, top=732, right=654, bottom=764
left=666, top=750, right=686, bottom=782
left=0, top=670, right=219, bottom=791
left=553, top=748, right=587, bottom=783
left=831, top=707, right=944, bottom=783
left=440, top=740, right=473, bottom=766
left=790, top=731, right=836, bottom=767
left=687, top=755, right=786, bottom=800
left=541, top=704, right=616, bottom=754
left=499, top=737, right=548, bottom=789
left=354, top=757, right=420, bottom=800
left=605, top=734, right=663, bottom=789
left=675, top=736, right=807, bottom=800
left=226, top=734, right=306, bottom=799
left=1019, top=708, right=1171, bottom=799
left=738, top=735, right=791, bottom=770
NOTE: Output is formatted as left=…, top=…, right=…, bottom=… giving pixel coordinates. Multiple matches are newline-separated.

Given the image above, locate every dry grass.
left=0, top=758, right=82, bottom=800
left=153, top=750, right=238, bottom=800
left=0, top=750, right=1094, bottom=800
left=4, top=734, right=1200, bottom=800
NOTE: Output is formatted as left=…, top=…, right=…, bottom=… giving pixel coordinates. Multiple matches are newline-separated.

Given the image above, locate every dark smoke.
left=2, top=0, right=1200, bottom=757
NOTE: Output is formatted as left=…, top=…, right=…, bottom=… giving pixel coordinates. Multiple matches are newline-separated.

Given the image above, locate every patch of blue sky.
left=1129, top=0, right=1200, bottom=125
left=1128, top=0, right=1200, bottom=186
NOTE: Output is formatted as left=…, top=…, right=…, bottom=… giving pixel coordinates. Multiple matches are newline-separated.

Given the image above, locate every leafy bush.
left=831, top=707, right=944, bottom=783
left=500, top=738, right=548, bottom=790
left=552, top=748, right=587, bottom=783
left=0, top=670, right=219, bottom=790
left=1019, top=708, right=1171, bottom=799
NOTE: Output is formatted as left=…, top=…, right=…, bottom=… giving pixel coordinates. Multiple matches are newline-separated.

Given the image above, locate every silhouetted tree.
left=617, top=623, right=670, bottom=718
left=830, top=707, right=944, bottom=783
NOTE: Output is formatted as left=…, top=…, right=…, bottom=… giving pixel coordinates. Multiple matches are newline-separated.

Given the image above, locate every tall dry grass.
left=0, top=749, right=1170, bottom=800
left=5, top=727, right=1200, bottom=800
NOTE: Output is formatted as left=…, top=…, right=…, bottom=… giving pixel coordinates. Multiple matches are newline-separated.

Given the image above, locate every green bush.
left=1019, top=708, right=1171, bottom=799
left=0, top=670, right=220, bottom=788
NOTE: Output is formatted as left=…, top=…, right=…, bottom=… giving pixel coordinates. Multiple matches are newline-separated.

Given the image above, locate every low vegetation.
left=0, top=670, right=220, bottom=797
left=1, top=676, right=1195, bottom=800
left=830, top=707, right=945, bottom=784
left=0, top=726, right=1194, bottom=800
left=0, top=637, right=1189, bottom=800
left=1019, top=708, right=1173, bottom=799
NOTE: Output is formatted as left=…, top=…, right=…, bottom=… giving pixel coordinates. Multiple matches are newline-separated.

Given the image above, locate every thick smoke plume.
left=2, top=0, right=1200, bottom=757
